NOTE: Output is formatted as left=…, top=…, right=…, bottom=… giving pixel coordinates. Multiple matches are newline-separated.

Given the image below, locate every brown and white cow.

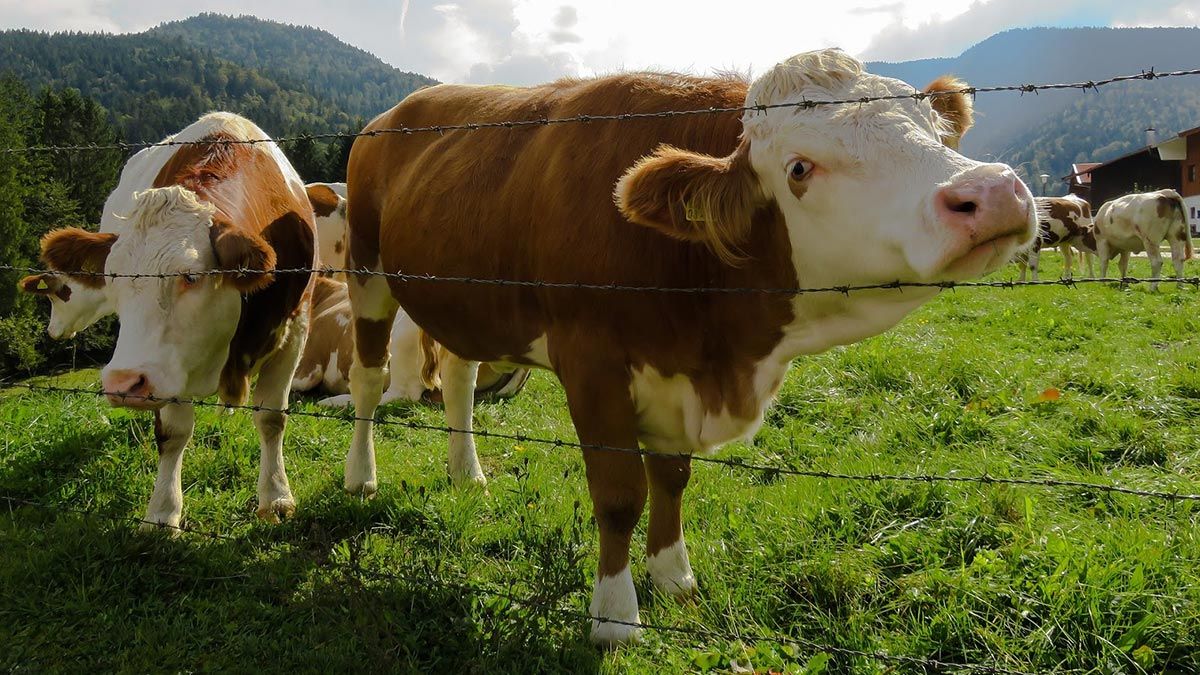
left=305, top=182, right=348, bottom=278
left=39, top=112, right=316, bottom=530
left=1082, top=189, right=1193, bottom=290
left=342, top=49, right=1037, bottom=644
left=1014, top=195, right=1094, bottom=281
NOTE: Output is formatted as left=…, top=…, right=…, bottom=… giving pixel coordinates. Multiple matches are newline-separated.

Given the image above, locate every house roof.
left=1067, top=162, right=1100, bottom=185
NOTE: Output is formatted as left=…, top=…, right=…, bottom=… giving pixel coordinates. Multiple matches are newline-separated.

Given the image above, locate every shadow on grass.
left=0, top=483, right=604, bottom=674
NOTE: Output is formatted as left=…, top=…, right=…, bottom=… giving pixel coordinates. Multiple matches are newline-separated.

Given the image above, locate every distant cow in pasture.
left=342, top=49, right=1037, bottom=644
left=1082, top=189, right=1193, bottom=290
left=39, top=112, right=316, bottom=530
left=291, top=276, right=531, bottom=404
left=1013, top=195, right=1094, bottom=281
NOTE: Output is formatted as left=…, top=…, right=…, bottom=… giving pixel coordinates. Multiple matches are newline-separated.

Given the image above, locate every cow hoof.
left=449, top=472, right=488, bottom=491
left=138, top=518, right=182, bottom=536
left=344, top=479, right=378, bottom=498
left=256, top=497, right=297, bottom=524
left=590, top=620, right=643, bottom=648
left=647, top=541, right=698, bottom=598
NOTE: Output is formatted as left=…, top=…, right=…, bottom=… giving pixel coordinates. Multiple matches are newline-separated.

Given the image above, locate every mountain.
left=150, top=14, right=435, bottom=125
left=0, top=15, right=436, bottom=145
left=868, top=27, right=1200, bottom=192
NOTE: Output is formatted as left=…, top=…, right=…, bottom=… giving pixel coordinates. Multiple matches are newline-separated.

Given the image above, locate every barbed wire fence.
left=4, top=62, right=1200, bottom=672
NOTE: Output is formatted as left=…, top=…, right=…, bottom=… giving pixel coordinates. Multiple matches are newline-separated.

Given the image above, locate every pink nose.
left=102, top=369, right=156, bottom=408
left=935, top=164, right=1032, bottom=243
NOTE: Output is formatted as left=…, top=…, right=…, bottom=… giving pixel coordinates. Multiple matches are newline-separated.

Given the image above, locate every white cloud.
left=2, top=0, right=1199, bottom=85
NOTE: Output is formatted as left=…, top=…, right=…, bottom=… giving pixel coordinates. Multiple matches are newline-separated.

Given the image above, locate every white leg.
left=380, top=311, right=427, bottom=405
left=1144, top=242, right=1163, bottom=292
left=142, top=402, right=195, bottom=532
left=589, top=565, right=642, bottom=646
left=1059, top=243, right=1073, bottom=279
left=442, top=354, right=486, bottom=487
left=1170, top=238, right=1187, bottom=284
left=1028, top=246, right=1040, bottom=282
left=1119, top=252, right=1131, bottom=282
left=251, top=316, right=306, bottom=523
left=344, top=274, right=397, bottom=497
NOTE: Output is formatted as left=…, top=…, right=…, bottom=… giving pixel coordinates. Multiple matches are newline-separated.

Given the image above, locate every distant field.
left=3, top=256, right=1200, bottom=673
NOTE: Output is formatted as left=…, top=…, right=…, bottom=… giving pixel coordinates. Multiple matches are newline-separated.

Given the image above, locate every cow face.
left=41, top=186, right=275, bottom=409
left=617, top=49, right=1036, bottom=290
left=18, top=272, right=112, bottom=339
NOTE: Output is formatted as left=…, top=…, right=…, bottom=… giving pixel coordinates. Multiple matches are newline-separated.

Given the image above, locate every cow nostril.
left=949, top=200, right=978, bottom=215
left=133, top=375, right=147, bottom=392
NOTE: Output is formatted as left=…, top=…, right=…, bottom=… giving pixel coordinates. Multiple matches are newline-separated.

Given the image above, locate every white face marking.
left=101, top=187, right=244, bottom=401
left=744, top=52, right=1029, bottom=289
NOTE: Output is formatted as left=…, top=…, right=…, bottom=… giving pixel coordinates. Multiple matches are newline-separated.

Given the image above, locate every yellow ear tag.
left=36, top=279, right=49, bottom=291
left=684, top=200, right=704, bottom=223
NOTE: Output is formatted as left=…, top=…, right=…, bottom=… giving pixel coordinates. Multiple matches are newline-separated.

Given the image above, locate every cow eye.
left=788, top=158, right=814, bottom=181
left=181, top=273, right=199, bottom=286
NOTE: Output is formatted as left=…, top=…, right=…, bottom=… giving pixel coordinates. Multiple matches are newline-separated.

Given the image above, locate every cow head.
left=18, top=271, right=112, bottom=339
left=40, top=186, right=275, bottom=409
left=617, top=49, right=1036, bottom=292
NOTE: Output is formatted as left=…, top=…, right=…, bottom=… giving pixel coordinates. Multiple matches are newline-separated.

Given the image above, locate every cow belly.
left=629, top=363, right=782, bottom=455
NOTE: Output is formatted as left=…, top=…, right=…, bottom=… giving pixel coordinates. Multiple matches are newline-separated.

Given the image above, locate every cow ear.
left=615, top=143, right=763, bottom=266
left=305, top=184, right=341, bottom=218
left=18, top=273, right=61, bottom=296
left=40, top=227, right=117, bottom=289
left=209, top=220, right=277, bottom=293
left=925, top=75, right=974, bottom=149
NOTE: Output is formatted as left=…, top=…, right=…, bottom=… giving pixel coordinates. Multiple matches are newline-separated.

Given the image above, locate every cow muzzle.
left=934, top=164, right=1036, bottom=277
left=101, top=369, right=164, bottom=409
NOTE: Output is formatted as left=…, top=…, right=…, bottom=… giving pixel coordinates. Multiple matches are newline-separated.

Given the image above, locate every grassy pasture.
left=3, top=255, right=1200, bottom=673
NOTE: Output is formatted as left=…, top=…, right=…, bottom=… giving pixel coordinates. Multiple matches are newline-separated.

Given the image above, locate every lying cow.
left=292, top=276, right=530, bottom=404
left=40, top=112, right=316, bottom=530
left=1013, top=195, right=1094, bottom=281
left=1083, top=189, right=1193, bottom=290
left=342, top=48, right=1036, bottom=644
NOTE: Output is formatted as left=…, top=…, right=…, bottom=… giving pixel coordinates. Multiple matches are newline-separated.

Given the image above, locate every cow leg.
left=1144, top=241, right=1164, bottom=292
left=556, top=352, right=646, bottom=646
left=142, top=402, right=195, bottom=532
left=344, top=273, right=398, bottom=496
left=1059, top=243, right=1073, bottom=279
left=1170, top=237, right=1188, bottom=286
left=380, top=312, right=425, bottom=405
left=441, top=354, right=486, bottom=486
left=1028, top=246, right=1040, bottom=281
left=1118, top=252, right=1131, bottom=284
left=1017, top=259, right=1028, bottom=282
left=645, top=455, right=696, bottom=597
left=250, top=317, right=306, bottom=523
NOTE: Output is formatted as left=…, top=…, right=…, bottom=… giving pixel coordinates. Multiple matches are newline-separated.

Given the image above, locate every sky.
left=1, top=0, right=1199, bottom=84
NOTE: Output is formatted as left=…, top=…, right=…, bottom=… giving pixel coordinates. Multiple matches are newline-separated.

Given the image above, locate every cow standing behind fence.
left=38, top=112, right=317, bottom=530
left=341, top=48, right=1037, bottom=644
left=1083, top=189, right=1193, bottom=290
left=1013, top=195, right=1094, bottom=281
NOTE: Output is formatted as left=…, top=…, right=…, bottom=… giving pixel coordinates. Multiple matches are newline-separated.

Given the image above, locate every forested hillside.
left=0, top=79, right=123, bottom=377
left=151, top=13, right=435, bottom=124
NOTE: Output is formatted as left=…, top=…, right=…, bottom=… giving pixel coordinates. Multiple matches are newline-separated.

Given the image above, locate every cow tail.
left=1172, top=192, right=1193, bottom=259
left=418, top=329, right=442, bottom=390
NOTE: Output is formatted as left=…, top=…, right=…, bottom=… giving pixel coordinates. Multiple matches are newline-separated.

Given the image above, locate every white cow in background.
left=1084, top=189, right=1193, bottom=290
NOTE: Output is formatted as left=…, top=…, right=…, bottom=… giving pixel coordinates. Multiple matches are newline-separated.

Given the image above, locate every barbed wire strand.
left=2, top=66, right=1196, bottom=155
left=5, top=264, right=1198, bottom=296
left=7, top=380, right=1200, bottom=502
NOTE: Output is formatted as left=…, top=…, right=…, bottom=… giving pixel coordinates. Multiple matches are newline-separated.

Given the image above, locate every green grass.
left=4, top=257, right=1200, bottom=673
